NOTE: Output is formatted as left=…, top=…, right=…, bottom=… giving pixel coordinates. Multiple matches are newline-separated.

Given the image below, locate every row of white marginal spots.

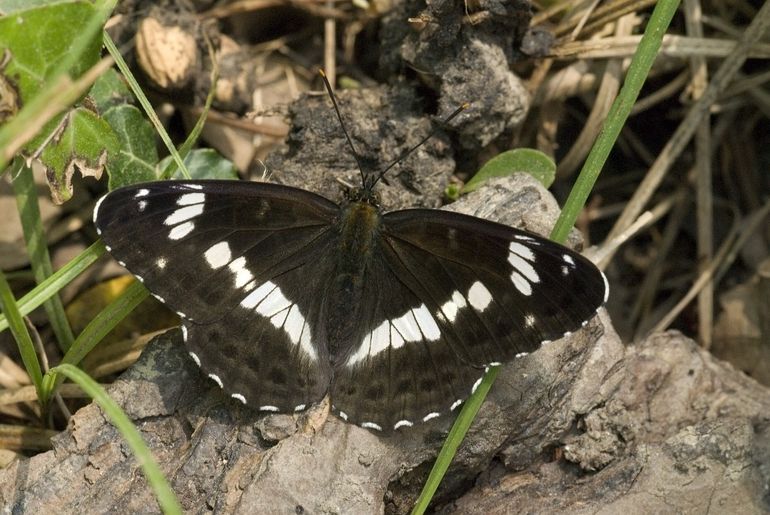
left=123, top=184, right=607, bottom=431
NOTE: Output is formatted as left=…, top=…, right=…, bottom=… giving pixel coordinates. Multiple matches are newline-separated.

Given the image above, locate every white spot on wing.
left=338, top=411, right=349, bottom=421
left=468, top=281, right=493, bottom=311
left=257, top=286, right=292, bottom=318
left=177, top=192, right=205, bottom=205
left=602, top=271, right=610, bottom=303
left=440, top=291, right=467, bottom=322
left=240, top=281, right=317, bottom=361
left=394, top=420, right=413, bottom=430
left=185, top=183, right=203, bottom=190
left=231, top=393, right=246, bottom=404
left=515, top=351, right=529, bottom=358
left=259, top=405, right=279, bottom=412
left=204, top=241, right=232, bottom=269
left=347, top=304, right=440, bottom=366
left=450, top=399, right=463, bottom=411
left=283, top=304, right=304, bottom=345
left=509, top=241, right=535, bottom=261
left=137, top=200, right=148, bottom=212
left=208, top=373, right=223, bottom=388
left=507, top=252, right=540, bottom=284
left=471, top=376, right=483, bottom=394
left=93, top=196, right=107, bottom=229
left=298, top=322, right=318, bottom=361
left=228, top=257, right=253, bottom=288
left=563, top=254, right=575, bottom=265
left=413, top=304, right=440, bottom=340
left=361, top=421, right=383, bottom=431
left=181, top=325, right=188, bottom=341
left=241, top=281, right=275, bottom=309
left=134, top=188, right=150, bottom=198
left=524, top=313, right=536, bottom=328
left=422, top=412, right=440, bottom=422
left=156, top=257, right=167, bottom=269
left=188, top=351, right=200, bottom=366
left=510, top=271, right=533, bottom=296
left=168, top=221, right=195, bottom=240
left=294, top=404, right=306, bottom=412
left=164, top=204, right=204, bottom=226
left=391, top=309, right=421, bottom=342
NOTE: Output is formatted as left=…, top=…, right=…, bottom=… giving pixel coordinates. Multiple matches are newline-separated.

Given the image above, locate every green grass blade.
left=0, top=268, right=45, bottom=402
left=102, top=32, right=190, bottom=180
left=550, top=0, right=680, bottom=243
left=61, top=280, right=148, bottom=367
left=412, top=366, right=499, bottom=514
left=50, top=363, right=182, bottom=514
left=0, top=241, right=106, bottom=333
left=413, top=0, right=681, bottom=511
left=11, top=159, right=75, bottom=351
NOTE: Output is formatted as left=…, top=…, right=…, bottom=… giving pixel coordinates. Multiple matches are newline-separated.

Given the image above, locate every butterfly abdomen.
left=326, top=200, right=383, bottom=359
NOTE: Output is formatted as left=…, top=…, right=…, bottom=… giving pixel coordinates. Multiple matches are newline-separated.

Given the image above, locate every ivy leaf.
left=464, top=148, right=556, bottom=193
left=38, top=107, right=119, bottom=203
left=160, top=148, right=239, bottom=181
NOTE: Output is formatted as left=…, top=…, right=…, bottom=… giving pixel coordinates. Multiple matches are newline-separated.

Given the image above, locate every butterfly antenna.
left=370, top=102, right=469, bottom=189
left=319, top=70, right=367, bottom=187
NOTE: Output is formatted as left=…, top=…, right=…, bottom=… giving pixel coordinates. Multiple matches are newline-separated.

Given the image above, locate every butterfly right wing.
left=94, top=180, right=340, bottom=412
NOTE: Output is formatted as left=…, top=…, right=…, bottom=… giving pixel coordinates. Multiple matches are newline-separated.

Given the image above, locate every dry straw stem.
left=629, top=190, right=690, bottom=340
left=0, top=424, right=58, bottom=452
left=683, top=0, right=714, bottom=348
left=606, top=0, right=770, bottom=251
left=651, top=197, right=770, bottom=336
left=0, top=383, right=88, bottom=407
left=550, top=34, right=770, bottom=59
left=593, top=189, right=680, bottom=269
left=556, top=13, right=633, bottom=179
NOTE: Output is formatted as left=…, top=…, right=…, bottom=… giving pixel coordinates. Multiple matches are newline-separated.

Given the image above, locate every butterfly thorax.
left=326, top=199, right=382, bottom=361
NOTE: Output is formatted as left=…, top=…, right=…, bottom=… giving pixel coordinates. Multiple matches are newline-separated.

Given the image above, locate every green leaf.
left=88, top=68, right=133, bottom=110
left=444, top=182, right=461, bottom=201
left=464, top=148, right=556, bottom=193
left=0, top=0, right=77, bottom=13
left=104, top=104, right=159, bottom=188
left=0, top=2, right=102, bottom=104
left=160, top=148, right=239, bottom=181
left=0, top=1, right=111, bottom=203
left=87, top=70, right=159, bottom=188
left=35, top=107, right=119, bottom=203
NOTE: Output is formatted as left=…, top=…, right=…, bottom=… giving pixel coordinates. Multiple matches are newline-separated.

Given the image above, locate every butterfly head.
left=319, top=70, right=469, bottom=209
left=343, top=176, right=381, bottom=207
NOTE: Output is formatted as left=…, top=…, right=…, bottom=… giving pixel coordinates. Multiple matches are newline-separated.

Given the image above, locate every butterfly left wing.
left=93, top=180, right=340, bottom=412
left=331, top=208, right=608, bottom=431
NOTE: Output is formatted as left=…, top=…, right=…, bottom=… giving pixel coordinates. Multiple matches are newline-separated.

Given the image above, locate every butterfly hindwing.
left=94, top=180, right=340, bottom=411
left=329, top=249, right=486, bottom=431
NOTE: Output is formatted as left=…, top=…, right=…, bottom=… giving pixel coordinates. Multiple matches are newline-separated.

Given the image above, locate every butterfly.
left=93, top=84, right=608, bottom=433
